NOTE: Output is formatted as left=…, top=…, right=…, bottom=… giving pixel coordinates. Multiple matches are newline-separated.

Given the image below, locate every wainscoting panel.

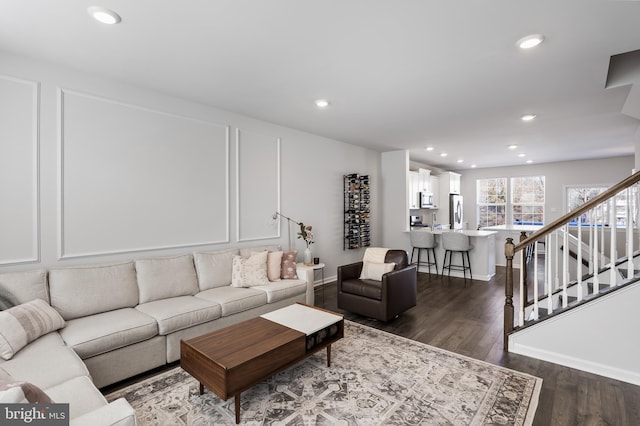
left=0, top=75, right=39, bottom=265
left=236, top=129, right=280, bottom=242
left=58, top=89, right=229, bottom=258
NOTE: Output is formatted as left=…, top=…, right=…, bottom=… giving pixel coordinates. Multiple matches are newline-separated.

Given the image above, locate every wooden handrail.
left=513, top=171, right=640, bottom=253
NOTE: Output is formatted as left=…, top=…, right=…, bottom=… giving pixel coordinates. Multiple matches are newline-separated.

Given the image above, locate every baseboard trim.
left=509, top=341, right=640, bottom=386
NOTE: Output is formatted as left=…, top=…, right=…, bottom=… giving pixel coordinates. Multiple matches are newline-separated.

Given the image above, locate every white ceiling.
left=2, top=0, right=640, bottom=170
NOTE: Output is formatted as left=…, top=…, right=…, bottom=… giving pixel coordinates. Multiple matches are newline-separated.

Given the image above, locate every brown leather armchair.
left=337, top=250, right=417, bottom=321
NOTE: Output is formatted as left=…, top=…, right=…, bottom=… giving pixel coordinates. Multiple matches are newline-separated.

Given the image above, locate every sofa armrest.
left=381, top=265, right=417, bottom=307
left=337, top=262, right=364, bottom=288
left=295, top=264, right=315, bottom=305
left=70, top=398, right=136, bottom=426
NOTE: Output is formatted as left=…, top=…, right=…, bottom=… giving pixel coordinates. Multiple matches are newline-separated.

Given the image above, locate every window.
left=511, top=176, right=545, bottom=225
left=566, top=186, right=637, bottom=226
left=476, top=178, right=507, bottom=227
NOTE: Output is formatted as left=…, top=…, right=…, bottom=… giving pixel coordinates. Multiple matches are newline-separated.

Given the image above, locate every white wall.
left=509, top=282, right=640, bottom=386
left=0, top=51, right=380, bottom=281
left=381, top=151, right=411, bottom=253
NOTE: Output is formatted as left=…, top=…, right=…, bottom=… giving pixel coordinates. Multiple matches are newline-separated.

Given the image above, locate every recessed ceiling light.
left=426, top=146, right=434, bottom=151
left=526, top=160, right=533, bottom=164
left=440, top=153, right=448, bottom=157
left=517, top=34, right=544, bottom=49
left=518, top=153, right=526, bottom=157
left=315, top=99, right=329, bottom=108
left=508, top=144, right=518, bottom=150
left=456, top=159, right=464, bottom=163
left=88, top=6, right=121, bottom=24
left=471, top=164, right=477, bottom=168
left=521, top=114, right=537, bottom=122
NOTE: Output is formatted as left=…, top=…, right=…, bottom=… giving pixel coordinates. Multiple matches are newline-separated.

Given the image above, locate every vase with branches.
left=297, top=223, right=314, bottom=265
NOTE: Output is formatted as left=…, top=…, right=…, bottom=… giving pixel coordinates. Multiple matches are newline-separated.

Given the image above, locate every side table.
left=297, top=262, right=325, bottom=306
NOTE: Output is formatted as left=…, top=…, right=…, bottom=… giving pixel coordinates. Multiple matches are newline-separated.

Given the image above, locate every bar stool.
left=441, top=232, right=473, bottom=283
left=410, top=230, right=438, bottom=275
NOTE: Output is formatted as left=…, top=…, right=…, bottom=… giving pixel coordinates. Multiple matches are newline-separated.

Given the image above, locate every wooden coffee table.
left=180, top=303, right=343, bottom=424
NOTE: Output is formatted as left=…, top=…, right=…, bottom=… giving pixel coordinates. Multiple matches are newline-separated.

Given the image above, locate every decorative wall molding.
left=57, top=88, right=230, bottom=258
left=235, top=129, right=280, bottom=242
left=0, top=74, right=40, bottom=265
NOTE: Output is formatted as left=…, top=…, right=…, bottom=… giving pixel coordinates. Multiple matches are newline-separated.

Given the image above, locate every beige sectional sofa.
left=0, top=246, right=313, bottom=426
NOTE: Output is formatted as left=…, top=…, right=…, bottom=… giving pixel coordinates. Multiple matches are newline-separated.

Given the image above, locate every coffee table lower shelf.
left=180, top=305, right=343, bottom=424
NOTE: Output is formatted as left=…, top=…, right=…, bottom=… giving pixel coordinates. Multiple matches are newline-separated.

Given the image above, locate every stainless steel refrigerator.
left=450, top=194, right=464, bottom=229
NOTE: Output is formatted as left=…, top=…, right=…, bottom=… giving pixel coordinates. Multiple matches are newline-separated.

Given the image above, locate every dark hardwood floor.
left=318, top=267, right=640, bottom=426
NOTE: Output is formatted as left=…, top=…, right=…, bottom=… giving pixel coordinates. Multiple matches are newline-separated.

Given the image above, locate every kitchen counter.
left=407, top=228, right=497, bottom=281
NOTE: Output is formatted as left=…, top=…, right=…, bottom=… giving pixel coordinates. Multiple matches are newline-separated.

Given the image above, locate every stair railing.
left=504, top=171, right=640, bottom=350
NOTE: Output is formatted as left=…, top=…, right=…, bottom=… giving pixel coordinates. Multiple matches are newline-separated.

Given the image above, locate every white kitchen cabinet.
left=417, top=168, right=431, bottom=193
left=440, top=171, right=461, bottom=195
left=408, top=171, right=420, bottom=209
left=430, top=175, right=440, bottom=208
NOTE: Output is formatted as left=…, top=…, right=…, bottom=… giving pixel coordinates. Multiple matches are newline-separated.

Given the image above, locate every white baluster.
left=519, top=248, right=525, bottom=326
left=562, top=225, right=569, bottom=308
left=610, top=195, right=617, bottom=286
left=533, top=238, right=539, bottom=320
left=577, top=216, right=583, bottom=301
left=626, top=186, right=637, bottom=280
left=593, top=208, right=599, bottom=294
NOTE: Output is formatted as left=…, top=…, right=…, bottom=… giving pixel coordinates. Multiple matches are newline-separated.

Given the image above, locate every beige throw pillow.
left=267, top=251, right=284, bottom=281
left=0, top=299, right=65, bottom=360
left=360, top=262, right=396, bottom=281
left=231, top=251, right=270, bottom=287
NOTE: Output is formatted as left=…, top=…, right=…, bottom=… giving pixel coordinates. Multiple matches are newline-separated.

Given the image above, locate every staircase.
left=503, top=171, right=640, bottom=385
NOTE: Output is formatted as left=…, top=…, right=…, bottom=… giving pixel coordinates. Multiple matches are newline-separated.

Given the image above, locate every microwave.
left=420, top=192, right=434, bottom=208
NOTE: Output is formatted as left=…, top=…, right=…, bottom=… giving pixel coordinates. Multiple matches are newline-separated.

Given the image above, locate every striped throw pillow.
left=0, top=299, right=65, bottom=360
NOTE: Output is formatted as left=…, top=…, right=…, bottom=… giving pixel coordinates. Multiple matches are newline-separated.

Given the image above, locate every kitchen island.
left=481, top=224, right=543, bottom=267
left=408, top=228, right=497, bottom=281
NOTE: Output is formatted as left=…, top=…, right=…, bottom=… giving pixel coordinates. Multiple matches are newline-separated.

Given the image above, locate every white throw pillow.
left=231, top=251, right=270, bottom=287
left=0, top=299, right=65, bottom=360
left=360, top=262, right=396, bottom=281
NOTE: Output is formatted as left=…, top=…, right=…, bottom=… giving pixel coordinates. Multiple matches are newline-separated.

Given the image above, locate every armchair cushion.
left=340, top=279, right=383, bottom=300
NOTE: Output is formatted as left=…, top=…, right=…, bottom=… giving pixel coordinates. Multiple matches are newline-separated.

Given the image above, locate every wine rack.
left=344, top=173, right=371, bottom=250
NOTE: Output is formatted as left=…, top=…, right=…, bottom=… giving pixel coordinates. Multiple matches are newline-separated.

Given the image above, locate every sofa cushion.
left=341, top=279, right=383, bottom=300
left=0, top=380, right=52, bottom=403
left=239, top=245, right=279, bottom=258
left=231, top=251, right=270, bottom=288
left=0, top=299, right=65, bottom=360
left=196, top=287, right=267, bottom=317
left=194, top=249, right=240, bottom=290
left=49, top=262, right=139, bottom=320
left=136, top=254, right=199, bottom=303
left=0, top=332, right=90, bottom=389
left=136, top=296, right=221, bottom=335
left=44, top=375, right=107, bottom=420
left=360, top=262, right=396, bottom=281
left=280, top=251, right=298, bottom=279
left=0, top=269, right=49, bottom=309
left=252, top=279, right=307, bottom=303
left=59, top=308, right=158, bottom=359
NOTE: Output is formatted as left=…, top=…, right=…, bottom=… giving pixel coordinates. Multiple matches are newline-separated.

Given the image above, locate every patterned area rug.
left=105, top=321, right=541, bottom=425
